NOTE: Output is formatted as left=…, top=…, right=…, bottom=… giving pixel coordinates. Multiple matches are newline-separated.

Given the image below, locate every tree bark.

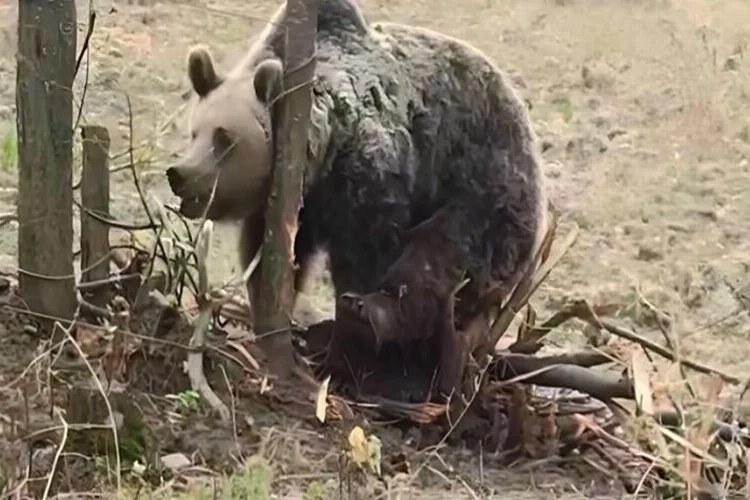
left=16, top=0, right=77, bottom=322
left=254, top=0, right=319, bottom=379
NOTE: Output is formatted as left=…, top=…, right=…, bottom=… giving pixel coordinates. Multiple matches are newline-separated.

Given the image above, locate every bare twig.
left=123, top=93, right=172, bottom=288
left=502, top=350, right=618, bottom=369
left=72, top=5, right=95, bottom=132
left=510, top=302, right=620, bottom=354
left=41, top=409, right=69, bottom=500
left=73, top=199, right=156, bottom=231
left=574, top=301, right=740, bottom=385
left=187, top=221, right=230, bottom=423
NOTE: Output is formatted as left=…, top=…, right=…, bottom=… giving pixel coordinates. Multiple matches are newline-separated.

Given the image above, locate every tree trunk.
left=254, top=0, right=318, bottom=378
left=16, top=0, right=77, bottom=322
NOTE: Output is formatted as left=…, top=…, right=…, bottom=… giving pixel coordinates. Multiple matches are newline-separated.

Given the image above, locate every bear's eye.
left=212, top=127, right=235, bottom=158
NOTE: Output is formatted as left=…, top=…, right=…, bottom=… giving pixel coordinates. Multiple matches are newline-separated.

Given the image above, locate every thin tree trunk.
left=255, top=0, right=319, bottom=378
left=16, top=0, right=77, bottom=322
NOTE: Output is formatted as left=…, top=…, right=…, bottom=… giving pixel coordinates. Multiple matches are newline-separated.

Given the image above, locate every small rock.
left=105, top=411, right=125, bottom=431
left=565, top=136, right=608, bottom=159
left=593, top=116, right=610, bottom=129
left=693, top=208, right=719, bottom=221
left=637, top=246, right=663, bottom=262
left=724, top=56, right=739, bottom=71
left=667, top=223, right=691, bottom=233
left=581, top=62, right=617, bottom=90
left=244, top=414, right=255, bottom=428
left=587, top=98, right=601, bottom=110
left=545, top=163, right=562, bottom=179
left=98, top=69, right=120, bottom=90
left=160, top=453, right=191, bottom=472
left=132, top=461, right=146, bottom=476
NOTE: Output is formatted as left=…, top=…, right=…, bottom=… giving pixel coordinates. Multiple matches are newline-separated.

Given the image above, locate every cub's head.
left=166, top=46, right=283, bottom=220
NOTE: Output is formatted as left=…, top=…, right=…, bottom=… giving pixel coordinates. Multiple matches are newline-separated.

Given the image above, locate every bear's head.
left=167, top=46, right=283, bottom=220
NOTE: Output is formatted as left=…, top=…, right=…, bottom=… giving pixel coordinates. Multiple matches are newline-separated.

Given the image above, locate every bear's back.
left=311, top=18, right=540, bottom=210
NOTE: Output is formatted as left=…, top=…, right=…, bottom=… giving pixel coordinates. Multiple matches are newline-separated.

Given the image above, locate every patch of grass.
left=166, top=389, right=201, bottom=415
left=552, top=95, right=574, bottom=123
left=1, top=131, right=17, bottom=171
left=224, top=458, right=273, bottom=499
left=304, top=480, right=328, bottom=500
left=739, top=124, right=750, bottom=144
left=122, top=457, right=273, bottom=500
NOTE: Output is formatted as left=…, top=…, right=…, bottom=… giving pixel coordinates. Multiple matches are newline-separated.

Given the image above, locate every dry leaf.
left=226, top=340, right=261, bottom=371
left=316, top=375, right=331, bottom=423
left=630, top=349, right=654, bottom=416
left=349, top=426, right=369, bottom=464
left=131, top=229, right=155, bottom=252
left=260, top=375, right=271, bottom=395
left=76, top=324, right=104, bottom=357
left=347, top=426, right=382, bottom=477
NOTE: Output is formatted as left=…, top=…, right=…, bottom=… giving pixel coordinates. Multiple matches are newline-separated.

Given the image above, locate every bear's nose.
left=166, top=166, right=185, bottom=194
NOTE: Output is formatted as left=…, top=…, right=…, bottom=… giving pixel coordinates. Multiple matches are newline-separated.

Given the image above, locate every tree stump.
left=80, top=125, right=112, bottom=310
left=66, top=380, right=151, bottom=463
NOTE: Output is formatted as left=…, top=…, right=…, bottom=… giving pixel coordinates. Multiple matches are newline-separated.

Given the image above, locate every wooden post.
left=255, top=0, right=319, bottom=378
left=80, top=126, right=111, bottom=309
left=16, top=0, right=77, bottom=322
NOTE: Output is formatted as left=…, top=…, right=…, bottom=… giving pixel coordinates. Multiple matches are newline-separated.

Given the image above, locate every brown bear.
left=166, top=0, right=548, bottom=400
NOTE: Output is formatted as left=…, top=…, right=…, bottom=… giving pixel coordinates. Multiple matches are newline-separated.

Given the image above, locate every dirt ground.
left=1, top=0, right=750, bottom=497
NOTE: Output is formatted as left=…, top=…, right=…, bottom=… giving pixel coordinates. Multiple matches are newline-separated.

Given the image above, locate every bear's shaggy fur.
left=167, top=0, right=547, bottom=399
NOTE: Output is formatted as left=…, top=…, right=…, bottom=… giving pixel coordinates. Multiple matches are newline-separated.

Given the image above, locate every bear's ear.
left=253, top=58, right=284, bottom=106
left=187, top=46, right=222, bottom=98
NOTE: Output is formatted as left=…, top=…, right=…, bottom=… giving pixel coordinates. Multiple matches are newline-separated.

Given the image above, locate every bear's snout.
left=166, top=166, right=187, bottom=195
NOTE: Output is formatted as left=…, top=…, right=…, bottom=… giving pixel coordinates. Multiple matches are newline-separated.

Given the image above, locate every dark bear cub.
left=327, top=192, right=542, bottom=401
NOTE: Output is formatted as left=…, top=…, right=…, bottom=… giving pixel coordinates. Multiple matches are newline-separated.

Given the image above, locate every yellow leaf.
left=347, top=426, right=383, bottom=477
left=315, top=375, right=331, bottom=423
left=348, top=426, right=370, bottom=465
left=131, top=229, right=154, bottom=252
